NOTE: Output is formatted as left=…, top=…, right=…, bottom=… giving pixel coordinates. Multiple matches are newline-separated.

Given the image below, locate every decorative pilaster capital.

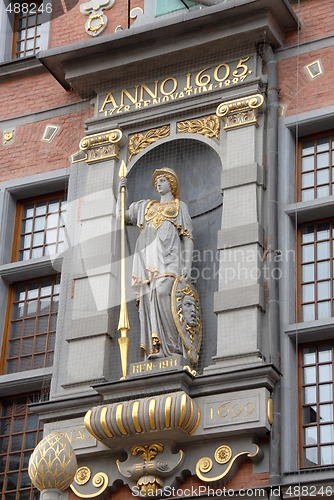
left=75, top=128, right=123, bottom=164
left=216, top=94, right=264, bottom=130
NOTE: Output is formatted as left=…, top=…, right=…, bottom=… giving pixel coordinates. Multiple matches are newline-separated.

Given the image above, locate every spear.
left=118, top=160, right=130, bottom=379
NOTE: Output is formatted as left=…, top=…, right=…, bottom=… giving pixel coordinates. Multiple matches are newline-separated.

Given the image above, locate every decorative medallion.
left=3, top=129, right=14, bottom=145
left=74, top=466, right=91, bottom=485
left=128, top=125, right=170, bottom=161
left=177, top=115, right=220, bottom=139
left=171, top=277, right=202, bottom=365
left=216, top=93, right=264, bottom=130
left=80, top=0, right=115, bottom=37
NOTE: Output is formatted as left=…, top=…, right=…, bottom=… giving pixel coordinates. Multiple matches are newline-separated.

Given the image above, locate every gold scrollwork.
left=128, top=125, right=170, bottom=161
left=196, top=445, right=261, bottom=483
left=70, top=471, right=109, bottom=498
left=216, top=94, right=264, bottom=130
left=131, top=443, right=164, bottom=463
left=177, top=115, right=220, bottom=139
left=79, top=129, right=122, bottom=150
left=197, top=457, right=213, bottom=473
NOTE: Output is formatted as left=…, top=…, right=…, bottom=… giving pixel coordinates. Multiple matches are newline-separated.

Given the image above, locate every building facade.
left=1, top=0, right=334, bottom=498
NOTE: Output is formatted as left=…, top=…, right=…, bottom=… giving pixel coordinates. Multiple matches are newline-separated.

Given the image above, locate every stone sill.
left=285, top=196, right=334, bottom=224
left=0, top=255, right=63, bottom=283
left=285, top=318, right=334, bottom=342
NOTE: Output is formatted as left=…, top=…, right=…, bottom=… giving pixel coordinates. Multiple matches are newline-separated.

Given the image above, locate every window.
left=155, top=0, right=195, bottom=17
left=300, top=344, right=334, bottom=467
left=0, top=393, right=42, bottom=499
left=13, top=194, right=66, bottom=261
left=298, top=133, right=334, bottom=202
left=299, top=220, right=334, bottom=322
left=12, top=0, right=43, bottom=59
left=2, top=276, right=60, bottom=375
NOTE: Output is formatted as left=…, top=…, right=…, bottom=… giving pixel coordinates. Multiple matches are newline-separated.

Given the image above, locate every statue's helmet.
left=152, top=168, right=180, bottom=198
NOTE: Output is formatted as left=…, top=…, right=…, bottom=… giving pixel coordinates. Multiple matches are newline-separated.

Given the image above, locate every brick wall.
left=285, top=0, right=334, bottom=47
left=50, top=0, right=144, bottom=48
left=278, top=45, right=334, bottom=117
left=0, top=108, right=90, bottom=182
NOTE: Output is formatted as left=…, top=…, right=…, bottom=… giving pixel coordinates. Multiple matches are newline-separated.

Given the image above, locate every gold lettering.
left=146, top=362, right=153, bottom=371
left=160, top=77, right=178, bottom=96
left=120, top=87, right=139, bottom=106
left=213, top=63, right=230, bottom=82
left=99, top=92, right=118, bottom=112
left=185, top=72, right=192, bottom=89
left=140, top=81, right=159, bottom=101
left=133, top=364, right=140, bottom=373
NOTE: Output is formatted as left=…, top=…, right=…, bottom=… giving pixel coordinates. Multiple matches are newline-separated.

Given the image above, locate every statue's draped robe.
left=128, top=198, right=193, bottom=357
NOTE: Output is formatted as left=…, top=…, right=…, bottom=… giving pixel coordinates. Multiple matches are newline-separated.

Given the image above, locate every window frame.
left=298, top=342, right=334, bottom=468
left=0, top=0, right=51, bottom=63
left=297, top=217, right=334, bottom=323
left=11, top=191, right=66, bottom=263
left=297, top=130, right=334, bottom=203
left=0, top=391, right=43, bottom=499
left=12, top=0, right=43, bottom=59
left=0, top=274, right=61, bottom=376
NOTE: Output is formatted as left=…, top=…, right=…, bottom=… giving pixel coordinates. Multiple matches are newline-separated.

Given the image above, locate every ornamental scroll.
left=216, top=94, right=264, bottom=130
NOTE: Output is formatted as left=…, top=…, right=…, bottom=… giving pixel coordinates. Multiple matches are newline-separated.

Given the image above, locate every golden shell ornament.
left=28, top=432, right=77, bottom=491
left=137, top=475, right=164, bottom=496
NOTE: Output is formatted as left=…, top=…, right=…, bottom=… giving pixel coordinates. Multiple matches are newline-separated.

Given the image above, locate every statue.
left=117, top=168, right=202, bottom=365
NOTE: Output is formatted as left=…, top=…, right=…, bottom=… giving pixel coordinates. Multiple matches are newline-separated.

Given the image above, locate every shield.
left=171, top=277, right=202, bottom=365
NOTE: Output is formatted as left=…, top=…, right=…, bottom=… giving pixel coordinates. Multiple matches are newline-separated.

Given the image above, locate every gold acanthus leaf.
left=128, top=126, right=170, bottom=160
left=177, top=115, right=220, bottom=139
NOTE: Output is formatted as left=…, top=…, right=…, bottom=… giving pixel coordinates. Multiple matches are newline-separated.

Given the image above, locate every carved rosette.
left=195, top=443, right=263, bottom=484
left=70, top=467, right=109, bottom=498
left=84, top=391, right=200, bottom=445
left=216, top=94, right=264, bottom=130
left=177, top=115, right=220, bottom=139
left=128, top=125, right=170, bottom=161
left=77, top=128, right=122, bottom=164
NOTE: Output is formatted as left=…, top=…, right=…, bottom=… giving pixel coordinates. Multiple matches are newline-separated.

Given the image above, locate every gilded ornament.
left=267, top=397, right=273, bottom=425
left=84, top=392, right=200, bottom=445
left=28, top=432, right=77, bottom=491
left=128, top=126, right=170, bottom=161
left=131, top=443, right=164, bottom=462
left=75, top=466, right=91, bottom=485
left=198, top=457, right=213, bottom=473
left=215, top=445, right=232, bottom=464
left=3, top=130, right=14, bottom=145
left=171, top=278, right=202, bottom=365
left=136, top=475, right=163, bottom=497
left=79, top=129, right=122, bottom=150
left=216, top=94, right=264, bottom=130
left=70, top=471, right=109, bottom=498
left=80, top=0, right=115, bottom=37
left=86, top=13, right=106, bottom=35
left=177, top=115, right=220, bottom=139
left=195, top=445, right=261, bottom=483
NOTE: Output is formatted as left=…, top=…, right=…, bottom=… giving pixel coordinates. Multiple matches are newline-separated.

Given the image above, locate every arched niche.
left=125, top=138, right=222, bottom=370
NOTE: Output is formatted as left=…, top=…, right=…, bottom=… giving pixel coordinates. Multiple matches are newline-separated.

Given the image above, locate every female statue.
left=118, top=168, right=195, bottom=361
